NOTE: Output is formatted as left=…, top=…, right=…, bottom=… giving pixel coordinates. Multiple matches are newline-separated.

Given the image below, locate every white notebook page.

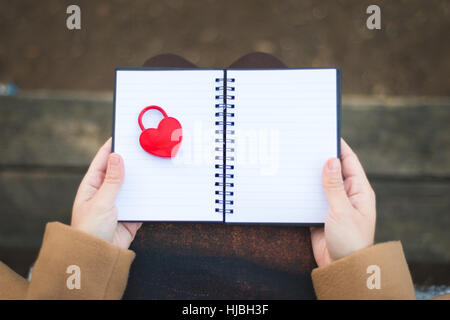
left=226, top=69, right=338, bottom=223
left=114, top=69, right=223, bottom=221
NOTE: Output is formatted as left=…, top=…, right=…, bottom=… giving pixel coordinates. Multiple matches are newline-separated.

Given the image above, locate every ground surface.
left=0, top=0, right=449, bottom=95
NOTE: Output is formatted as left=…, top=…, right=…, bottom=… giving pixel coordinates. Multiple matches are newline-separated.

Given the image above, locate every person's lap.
left=123, top=53, right=316, bottom=299
left=142, top=52, right=287, bottom=69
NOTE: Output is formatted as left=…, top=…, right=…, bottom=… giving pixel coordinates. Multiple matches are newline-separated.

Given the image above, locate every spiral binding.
left=214, top=73, right=235, bottom=219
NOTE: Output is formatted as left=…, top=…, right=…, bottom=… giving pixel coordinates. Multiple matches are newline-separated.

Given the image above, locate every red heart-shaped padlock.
left=138, top=105, right=182, bottom=158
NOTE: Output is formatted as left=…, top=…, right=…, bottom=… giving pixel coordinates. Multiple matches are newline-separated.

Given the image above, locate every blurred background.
left=0, top=0, right=449, bottom=299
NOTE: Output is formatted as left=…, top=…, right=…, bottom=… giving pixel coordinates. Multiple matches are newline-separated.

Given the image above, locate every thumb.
left=322, top=158, right=352, bottom=213
left=94, top=153, right=124, bottom=206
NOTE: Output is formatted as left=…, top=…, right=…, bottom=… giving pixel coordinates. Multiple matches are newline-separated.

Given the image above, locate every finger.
left=310, top=226, right=323, bottom=239
left=340, top=139, right=375, bottom=214
left=340, top=138, right=369, bottom=184
left=341, top=138, right=373, bottom=195
left=86, top=138, right=112, bottom=181
left=322, top=158, right=352, bottom=213
left=74, top=138, right=112, bottom=204
left=123, top=222, right=143, bottom=238
left=114, top=222, right=142, bottom=249
left=93, top=153, right=124, bottom=207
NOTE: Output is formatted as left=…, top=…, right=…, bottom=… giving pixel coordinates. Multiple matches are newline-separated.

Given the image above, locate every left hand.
left=71, top=138, right=142, bottom=249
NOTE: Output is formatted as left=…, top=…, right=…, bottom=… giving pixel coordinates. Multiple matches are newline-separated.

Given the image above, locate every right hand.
left=310, top=139, right=376, bottom=267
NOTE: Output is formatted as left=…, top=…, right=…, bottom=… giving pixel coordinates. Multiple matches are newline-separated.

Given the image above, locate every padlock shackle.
left=138, top=105, right=168, bottom=131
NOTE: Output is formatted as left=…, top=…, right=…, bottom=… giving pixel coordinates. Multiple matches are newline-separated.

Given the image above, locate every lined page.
left=227, top=69, right=338, bottom=223
left=114, top=69, right=222, bottom=221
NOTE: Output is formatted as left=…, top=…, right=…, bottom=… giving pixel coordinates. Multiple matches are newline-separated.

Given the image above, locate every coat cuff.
left=27, top=222, right=135, bottom=299
left=0, top=262, right=29, bottom=299
left=312, top=241, right=415, bottom=300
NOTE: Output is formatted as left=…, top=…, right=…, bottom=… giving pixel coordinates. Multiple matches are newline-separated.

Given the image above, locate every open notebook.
left=113, top=68, right=340, bottom=224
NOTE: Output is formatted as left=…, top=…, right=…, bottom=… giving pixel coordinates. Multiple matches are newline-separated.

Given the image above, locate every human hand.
left=71, top=138, right=142, bottom=250
left=310, top=138, right=376, bottom=267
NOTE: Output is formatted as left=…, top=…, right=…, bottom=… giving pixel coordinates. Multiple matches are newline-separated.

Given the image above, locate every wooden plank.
left=373, top=179, right=450, bottom=263
left=0, top=171, right=78, bottom=247
left=1, top=94, right=449, bottom=176
left=0, top=173, right=448, bottom=263
left=342, top=103, right=450, bottom=177
left=0, top=95, right=112, bottom=167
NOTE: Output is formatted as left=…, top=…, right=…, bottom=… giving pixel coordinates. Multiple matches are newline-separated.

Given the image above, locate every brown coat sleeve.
left=312, top=241, right=416, bottom=299
left=0, top=222, right=135, bottom=300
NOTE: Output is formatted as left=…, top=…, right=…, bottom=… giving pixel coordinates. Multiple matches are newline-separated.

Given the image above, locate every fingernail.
left=328, top=158, right=340, bottom=172
left=109, top=154, right=120, bottom=166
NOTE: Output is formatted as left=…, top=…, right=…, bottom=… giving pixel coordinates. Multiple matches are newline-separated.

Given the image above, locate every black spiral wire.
left=214, top=75, right=235, bottom=218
